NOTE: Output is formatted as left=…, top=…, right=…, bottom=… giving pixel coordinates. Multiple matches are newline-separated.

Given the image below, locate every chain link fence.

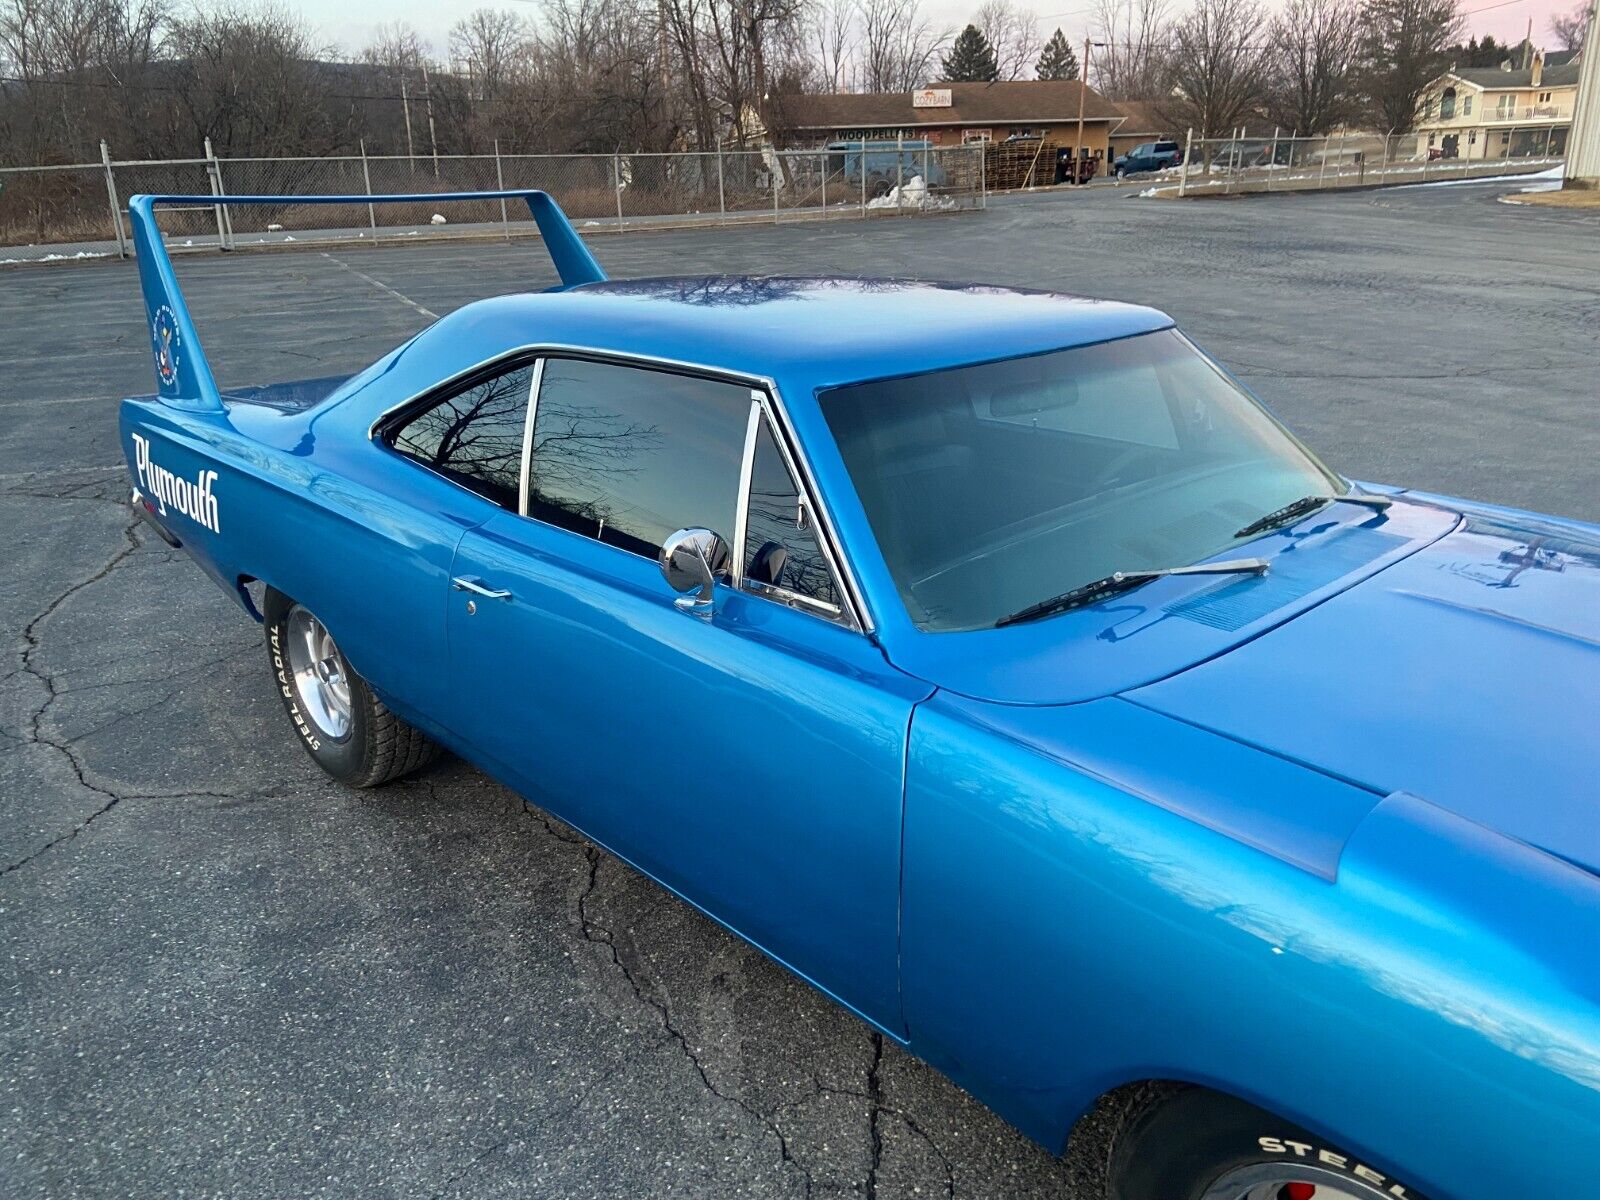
left=0, top=144, right=985, bottom=264
left=1109, top=129, right=1567, bottom=197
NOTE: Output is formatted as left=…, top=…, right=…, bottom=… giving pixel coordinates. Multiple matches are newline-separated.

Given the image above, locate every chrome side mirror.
left=659, top=527, right=731, bottom=613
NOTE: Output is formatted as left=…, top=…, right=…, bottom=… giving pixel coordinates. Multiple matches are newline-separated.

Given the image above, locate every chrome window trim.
left=369, top=342, right=875, bottom=635
left=731, top=396, right=762, bottom=588
left=516, top=357, right=547, bottom=518
left=738, top=399, right=857, bottom=631
left=745, top=577, right=846, bottom=621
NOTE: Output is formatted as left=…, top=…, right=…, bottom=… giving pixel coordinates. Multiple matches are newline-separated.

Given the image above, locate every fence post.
left=613, top=152, right=625, bottom=228
left=494, top=138, right=509, bottom=241
left=979, top=144, right=987, bottom=208
left=359, top=139, right=377, bottom=242
left=1179, top=128, right=1193, bottom=196
left=1335, top=126, right=1348, bottom=186
left=203, top=137, right=235, bottom=251
left=1317, top=131, right=1329, bottom=188
left=861, top=138, right=868, bottom=212
left=896, top=131, right=904, bottom=214
left=716, top=141, right=726, bottom=218
left=773, top=149, right=780, bottom=222
left=821, top=148, right=827, bottom=214
left=1268, top=126, right=1279, bottom=192
left=100, top=140, right=128, bottom=260
left=1545, top=125, right=1555, bottom=158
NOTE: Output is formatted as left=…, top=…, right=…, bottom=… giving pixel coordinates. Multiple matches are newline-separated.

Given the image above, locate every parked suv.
left=1112, top=140, right=1182, bottom=177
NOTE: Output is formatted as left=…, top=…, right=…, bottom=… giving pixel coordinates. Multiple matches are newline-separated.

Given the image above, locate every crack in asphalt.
left=865, top=1032, right=884, bottom=1199
left=511, top=794, right=962, bottom=1198
left=571, top=841, right=818, bottom=1199
left=4, top=515, right=264, bottom=879
left=428, top=1139, right=508, bottom=1200
left=814, top=1070, right=957, bottom=1199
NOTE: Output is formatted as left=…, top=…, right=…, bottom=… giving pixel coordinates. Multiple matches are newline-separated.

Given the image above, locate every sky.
left=316, top=0, right=1579, bottom=67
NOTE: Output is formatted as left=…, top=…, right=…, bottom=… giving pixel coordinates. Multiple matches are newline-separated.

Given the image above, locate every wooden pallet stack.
left=983, top=138, right=1065, bottom=190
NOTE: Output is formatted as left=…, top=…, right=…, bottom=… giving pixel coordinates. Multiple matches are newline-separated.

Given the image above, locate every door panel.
left=445, top=511, right=928, bottom=1031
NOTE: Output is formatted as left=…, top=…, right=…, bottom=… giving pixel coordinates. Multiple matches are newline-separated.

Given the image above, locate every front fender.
left=900, top=693, right=1600, bottom=1200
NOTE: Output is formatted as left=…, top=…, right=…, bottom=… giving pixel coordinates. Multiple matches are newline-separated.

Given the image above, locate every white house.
left=1414, top=51, right=1581, bottom=161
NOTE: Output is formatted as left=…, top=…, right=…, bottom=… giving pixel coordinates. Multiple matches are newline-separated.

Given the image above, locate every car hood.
left=1128, top=503, right=1600, bottom=875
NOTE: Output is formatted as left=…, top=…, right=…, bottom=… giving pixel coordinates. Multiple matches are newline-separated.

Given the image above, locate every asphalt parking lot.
left=3, top=180, right=1597, bottom=1200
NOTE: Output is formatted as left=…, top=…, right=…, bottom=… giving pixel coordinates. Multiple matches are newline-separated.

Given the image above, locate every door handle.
left=451, top=576, right=512, bottom=600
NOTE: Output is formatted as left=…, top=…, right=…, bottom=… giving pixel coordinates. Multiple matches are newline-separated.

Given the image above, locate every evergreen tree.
left=943, top=24, right=1000, bottom=82
left=1035, top=29, right=1081, bottom=80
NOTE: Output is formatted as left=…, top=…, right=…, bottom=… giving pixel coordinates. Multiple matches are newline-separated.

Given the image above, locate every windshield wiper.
left=1233, top=492, right=1393, bottom=541
left=995, top=558, right=1270, bottom=628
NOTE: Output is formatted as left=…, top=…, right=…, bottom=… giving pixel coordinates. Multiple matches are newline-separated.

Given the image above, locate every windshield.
left=818, top=329, right=1343, bottom=632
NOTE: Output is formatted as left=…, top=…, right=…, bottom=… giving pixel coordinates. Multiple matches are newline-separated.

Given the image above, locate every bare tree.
left=810, top=0, right=853, bottom=91
left=1356, top=0, right=1462, bottom=132
left=856, top=0, right=948, bottom=91
left=448, top=8, right=530, bottom=100
left=975, top=0, right=1039, bottom=80
left=1090, top=0, right=1170, bottom=98
left=1265, top=0, right=1362, bottom=134
left=1549, top=2, right=1589, bottom=50
left=1160, top=0, right=1270, bottom=138
left=166, top=3, right=338, bottom=156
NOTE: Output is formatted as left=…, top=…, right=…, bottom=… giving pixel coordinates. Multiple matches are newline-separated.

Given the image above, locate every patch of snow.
left=430, top=213, right=448, bottom=225
left=865, top=175, right=954, bottom=210
left=267, top=222, right=283, bottom=231
left=1138, top=187, right=1160, bottom=198
left=0, top=250, right=111, bottom=264
left=283, top=235, right=295, bottom=241
left=1395, top=165, right=1564, bottom=190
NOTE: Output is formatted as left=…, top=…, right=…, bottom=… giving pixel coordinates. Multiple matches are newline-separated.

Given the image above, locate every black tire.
left=1108, top=1087, right=1431, bottom=1200
left=264, top=590, right=439, bottom=788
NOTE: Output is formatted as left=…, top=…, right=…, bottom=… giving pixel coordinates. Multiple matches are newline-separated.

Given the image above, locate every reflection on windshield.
left=819, top=329, right=1342, bottom=632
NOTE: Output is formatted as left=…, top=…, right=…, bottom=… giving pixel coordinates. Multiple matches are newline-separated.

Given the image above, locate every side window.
left=389, top=362, right=535, bottom=508
left=526, top=358, right=751, bottom=560
left=743, top=419, right=843, bottom=615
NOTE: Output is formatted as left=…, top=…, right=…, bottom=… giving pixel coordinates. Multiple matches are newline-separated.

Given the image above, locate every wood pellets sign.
left=912, top=88, right=952, bottom=108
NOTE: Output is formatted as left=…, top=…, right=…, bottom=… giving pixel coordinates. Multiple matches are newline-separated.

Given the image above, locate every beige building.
left=1414, top=52, right=1581, bottom=161
left=777, top=81, right=1122, bottom=158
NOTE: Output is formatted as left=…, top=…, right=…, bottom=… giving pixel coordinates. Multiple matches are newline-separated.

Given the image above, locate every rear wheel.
left=1108, top=1088, right=1430, bottom=1200
left=265, top=592, right=439, bottom=787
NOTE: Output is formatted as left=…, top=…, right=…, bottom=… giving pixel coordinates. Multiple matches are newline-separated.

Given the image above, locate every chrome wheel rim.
left=1201, top=1162, right=1401, bottom=1200
left=285, top=606, right=352, bottom=742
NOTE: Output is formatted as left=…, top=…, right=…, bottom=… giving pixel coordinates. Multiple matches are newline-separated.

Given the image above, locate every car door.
left=443, top=355, right=927, bottom=1034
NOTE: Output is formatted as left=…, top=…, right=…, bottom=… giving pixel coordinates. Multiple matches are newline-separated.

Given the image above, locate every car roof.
left=424, top=276, right=1173, bottom=392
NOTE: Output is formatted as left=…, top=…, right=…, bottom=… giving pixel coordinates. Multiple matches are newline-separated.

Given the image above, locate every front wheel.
left=265, top=593, right=439, bottom=787
left=1109, top=1088, right=1431, bottom=1200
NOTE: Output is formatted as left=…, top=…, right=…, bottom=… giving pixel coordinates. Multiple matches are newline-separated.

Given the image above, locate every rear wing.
left=127, top=190, right=607, bottom=414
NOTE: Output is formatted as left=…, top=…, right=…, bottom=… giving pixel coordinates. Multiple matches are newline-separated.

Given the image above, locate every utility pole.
left=1072, top=38, right=1092, bottom=185
left=1565, top=0, right=1600, bottom=188
left=422, top=62, right=441, bottom=178
left=400, top=73, right=417, bottom=167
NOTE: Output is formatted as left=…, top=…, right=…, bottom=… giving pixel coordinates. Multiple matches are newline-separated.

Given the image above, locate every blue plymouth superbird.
left=119, top=192, right=1600, bottom=1200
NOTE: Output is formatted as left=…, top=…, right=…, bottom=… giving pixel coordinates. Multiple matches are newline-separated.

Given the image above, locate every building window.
left=1539, top=91, right=1551, bottom=102
left=1440, top=87, right=1456, bottom=119
left=1501, top=131, right=1511, bottom=144
left=963, top=129, right=992, bottom=144
left=1463, top=95, right=1473, bottom=115
left=1428, top=133, right=1436, bottom=146
left=1469, top=131, right=1476, bottom=145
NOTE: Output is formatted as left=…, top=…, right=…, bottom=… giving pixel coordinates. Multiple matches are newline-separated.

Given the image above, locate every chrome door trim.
left=517, top=356, right=547, bottom=518
left=368, top=341, right=875, bottom=635
left=752, top=387, right=870, bottom=633
left=731, top=396, right=762, bottom=588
